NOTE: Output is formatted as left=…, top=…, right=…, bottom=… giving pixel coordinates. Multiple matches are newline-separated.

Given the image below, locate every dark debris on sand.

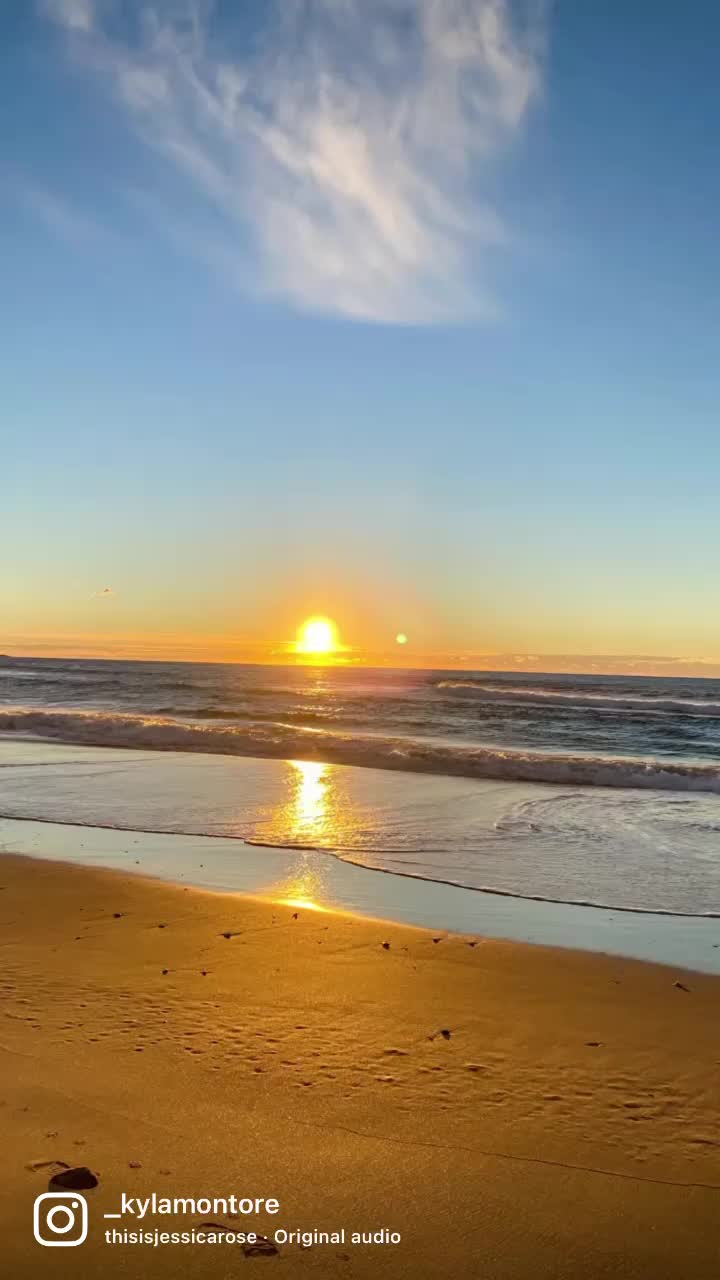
left=49, top=1166, right=98, bottom=1191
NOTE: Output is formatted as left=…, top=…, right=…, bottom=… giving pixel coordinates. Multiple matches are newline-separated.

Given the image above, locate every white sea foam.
left=2, top=707, right=720, bottom=793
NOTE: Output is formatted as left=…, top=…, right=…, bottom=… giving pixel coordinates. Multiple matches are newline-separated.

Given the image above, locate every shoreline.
left=2, top=851, right=720, bottom=1276
left=2, top=739, right=718, bottom=923
left=3, top=846, right=718, bottom=981
left=3, top=808, right=720, bottom=920
left=4, top=813, right=720, bottom=975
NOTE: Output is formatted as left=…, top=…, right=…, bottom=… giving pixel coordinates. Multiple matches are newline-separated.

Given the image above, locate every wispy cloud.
left=43, top=0, right=93, bottom=33
left=44, top=0, right=544, bottom=324
left=14, top=181, right=108, bottom=247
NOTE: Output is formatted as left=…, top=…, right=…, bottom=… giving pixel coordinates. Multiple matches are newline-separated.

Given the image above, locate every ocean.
left=1, top=657, right=719, bottom=922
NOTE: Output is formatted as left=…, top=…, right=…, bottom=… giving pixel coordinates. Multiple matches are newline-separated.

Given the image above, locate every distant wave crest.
left=2, top=707, right=720, bottom=794
left=435, top=681, right=720, bottom=717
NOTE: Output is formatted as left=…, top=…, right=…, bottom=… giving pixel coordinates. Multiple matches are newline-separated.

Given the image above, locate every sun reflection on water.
left=290, top=759, right=328, bottom=836
left=272, top=850, right=331, bottom=913
left=267, top=760, right=336, bottom=911
left=256, top=757, right=375, bottom=911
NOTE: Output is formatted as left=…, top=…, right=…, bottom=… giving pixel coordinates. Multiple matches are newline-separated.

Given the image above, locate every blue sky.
left=3, top=1, right=720, bottom=671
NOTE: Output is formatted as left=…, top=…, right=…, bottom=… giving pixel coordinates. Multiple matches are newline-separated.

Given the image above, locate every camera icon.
left=33, top=1192, right=88, bottom=1247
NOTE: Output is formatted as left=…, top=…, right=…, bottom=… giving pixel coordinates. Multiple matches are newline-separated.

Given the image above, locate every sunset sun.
left=296, top=616, right=339, bottom=656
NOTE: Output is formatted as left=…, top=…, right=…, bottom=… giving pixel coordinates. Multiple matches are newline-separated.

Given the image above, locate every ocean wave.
left=2, top=810, right=718, bottom=919
left=2, top=707, right=720, bottom=794
left=435, top=681, right=720, bottom=717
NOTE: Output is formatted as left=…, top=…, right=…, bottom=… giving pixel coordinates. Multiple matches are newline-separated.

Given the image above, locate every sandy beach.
left=2, top=851, right=720, bottom=1278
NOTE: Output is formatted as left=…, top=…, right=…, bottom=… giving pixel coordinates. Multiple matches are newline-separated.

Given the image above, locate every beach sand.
left=1, top=852, right=719, bottom=1278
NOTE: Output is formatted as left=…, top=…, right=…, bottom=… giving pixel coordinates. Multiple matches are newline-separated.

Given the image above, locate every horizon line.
left=2, top=647, right=720, bottom=680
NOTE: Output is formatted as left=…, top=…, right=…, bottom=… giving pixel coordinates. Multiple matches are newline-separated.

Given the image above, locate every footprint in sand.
left=242, top=1235, right=278, bottom=1257
left=26, top=1160, right=69, bottom=1174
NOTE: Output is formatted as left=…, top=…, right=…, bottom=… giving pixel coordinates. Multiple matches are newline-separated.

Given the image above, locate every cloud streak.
left=45, top=0, right=544, bottom=323
left=43, top=0, right=93, bottom=32
left=14, top=180, right=109, bottom=247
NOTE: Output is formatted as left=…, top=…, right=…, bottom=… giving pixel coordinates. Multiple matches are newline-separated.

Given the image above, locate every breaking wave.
left=2, top=707, right=720, bottom=794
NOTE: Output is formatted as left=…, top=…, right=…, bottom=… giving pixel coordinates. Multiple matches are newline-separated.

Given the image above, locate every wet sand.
left=1, top=852, right=720, bottom=1278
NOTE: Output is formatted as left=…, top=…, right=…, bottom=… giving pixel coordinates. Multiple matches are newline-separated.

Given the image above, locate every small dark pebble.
left=161, top=969, right=169, bottom=976
left=112, top=913, right=123, bottom=920
left=440, top=1029, right=451, bottom=1040
left=49, top=1166, right=98, bottom=1191
left=201, top=970, right=208, bottom=976
left=432, top=937, right=442, bottom=944
left=381, top=942, right=391, bottom=950
left=586, top=1041, right=602, bottom=1047
left=673, top=981, right=691, bottom=992
left=128, top=1161, right=142, bottom=1169
left=292, top=913, right=298, bottom=920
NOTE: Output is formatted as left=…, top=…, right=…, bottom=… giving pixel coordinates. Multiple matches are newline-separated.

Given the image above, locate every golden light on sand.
left=280, top=894, right=326, bottom=913
left=296, top=616, right=339, bottom=655
left=396, top=632, right=408, bottom=645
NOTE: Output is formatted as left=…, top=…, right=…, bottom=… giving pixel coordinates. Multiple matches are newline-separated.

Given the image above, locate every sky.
left=3, top=0, right=720, bottom=674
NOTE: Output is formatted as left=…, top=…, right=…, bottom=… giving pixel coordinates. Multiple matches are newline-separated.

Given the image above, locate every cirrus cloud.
left=44, top=0, right=545, bottom=324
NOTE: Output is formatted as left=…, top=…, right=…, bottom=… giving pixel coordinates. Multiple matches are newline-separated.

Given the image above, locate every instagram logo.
left=33, top=1192, right=88, bottom=1247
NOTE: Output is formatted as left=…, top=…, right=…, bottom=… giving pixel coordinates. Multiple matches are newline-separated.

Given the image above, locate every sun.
left=296, top=616, right=339, bottom=655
